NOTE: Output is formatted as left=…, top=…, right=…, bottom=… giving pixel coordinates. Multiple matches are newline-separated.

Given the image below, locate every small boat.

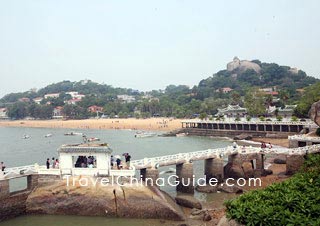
left=64, top=132, right=83, bottom=136
left=22, top=135, right=30, bottom=139
left=45, top=133, right=53, bottom=138
left=88, top=137, right=100, bottom=142
left=176, top=133, right=187, bottom=137
left=134, top=131, right=156, bottom=138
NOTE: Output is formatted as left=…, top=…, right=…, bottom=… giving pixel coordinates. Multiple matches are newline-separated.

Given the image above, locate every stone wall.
left=0, top=191, right=30, bottom=222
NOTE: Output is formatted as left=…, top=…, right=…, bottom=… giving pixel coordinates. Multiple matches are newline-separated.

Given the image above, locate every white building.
left=66, top=92, right=85, bottom=100
left=58, top=144, right=112, bottom=176
left=117, top=95, right=136, bottom=103
left=44, top=93, right=60, bottom=99
left=0, top=108, right=8, bottom=119
left=33, top=97, right=43, bottom=104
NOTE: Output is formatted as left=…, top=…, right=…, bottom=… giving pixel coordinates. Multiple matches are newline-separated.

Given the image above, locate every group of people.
left=46, top=157, right=59, bottom=169
left=0, top=161, right=5, bottom=172
left=111, top=153, right=131, bottom=170
left=75, top=156, right=96, bottom=168
left=261, top=142, right=272, bottom=150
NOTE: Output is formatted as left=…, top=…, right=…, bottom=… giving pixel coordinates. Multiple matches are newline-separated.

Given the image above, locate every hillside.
left=1, top=58, right=319, bottom=119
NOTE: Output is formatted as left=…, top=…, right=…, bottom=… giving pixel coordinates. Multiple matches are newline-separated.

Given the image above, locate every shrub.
left=246, top=116, right=251, bottom=122
left=225, top=154, right=320, bottom=225
left=291, top=116, right=299, bottom=122
left=316, top=128, right=320, bottom=137
left=276, top=115, right=283, bottom=121
left=259, top=116, right=265, bottom=121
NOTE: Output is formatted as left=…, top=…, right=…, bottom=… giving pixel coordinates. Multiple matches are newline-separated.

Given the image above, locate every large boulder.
left=227, top=57, right=261, bottom=74
left=195, top=184, right=218, bottom=193
left=26, top=177, right=185, bottom=220
left=175, top=195, right=202, bottom=210
left=241, top=162, right=254, bottom=178
left=309, top=100, right=320, bottom=126
left=218, top=184, right=244, bottom=194
left=224, top=163, right=245, bottom=179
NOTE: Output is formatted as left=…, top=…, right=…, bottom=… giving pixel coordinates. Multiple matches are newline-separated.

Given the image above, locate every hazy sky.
left=0, top=0, right=319, bottom=98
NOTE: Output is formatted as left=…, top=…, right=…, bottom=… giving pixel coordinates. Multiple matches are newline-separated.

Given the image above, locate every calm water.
left=0, top=127, right=232, bottom=226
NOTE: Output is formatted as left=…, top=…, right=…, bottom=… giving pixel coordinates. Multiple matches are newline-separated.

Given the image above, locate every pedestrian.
left=46, top=158, right=50, bottom=169
left=268, top=142, right=273, bottom=149
left=55, top=159, right=59, bottom=168
left=0, top=162, right=5, bottom=171
left=125, top=154, right=131, bottom=168
left=111, top=155, right=115, bottom=168
left=233, top=141, right=237, bottom=150
left=52, top=157, right=56, bottom=168
left=116, top=158, right=121, bottom=170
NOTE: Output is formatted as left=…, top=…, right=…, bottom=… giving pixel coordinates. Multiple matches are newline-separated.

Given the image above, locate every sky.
left=0, top=0, right=320, bottom=98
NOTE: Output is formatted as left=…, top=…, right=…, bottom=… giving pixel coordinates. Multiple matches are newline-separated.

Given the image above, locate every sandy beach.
left=0, top=118, right=292, bottom=147
left=0, top=118, right=183, bottom=132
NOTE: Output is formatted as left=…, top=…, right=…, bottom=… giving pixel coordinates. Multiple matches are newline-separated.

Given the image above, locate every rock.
left=309, top=100, right=320, bottom=126
left=26, top=178, right=185, bottom=221
left=218, top=184, right=243, bottom=194
left=233, top=134, right=252, bottom=140
left=175, top=195, right=202, bottom=210
left=217, top=215, right=243, bottom=226
left=224, top=163, right=245, bottom=179
left=274, top=157, right=286, bottom=164
left=195, top=184, right=218, bottom=193
left=227, top=57, right=261, bottom=74
left=203, top=212, right=212, bottom=221
left=262, top=169, right=273, bottom=176
left=241, top=162, right=254, bottom=178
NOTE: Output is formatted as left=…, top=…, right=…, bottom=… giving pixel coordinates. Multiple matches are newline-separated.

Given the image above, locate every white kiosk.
left=59, top=143, right=112, bottom=176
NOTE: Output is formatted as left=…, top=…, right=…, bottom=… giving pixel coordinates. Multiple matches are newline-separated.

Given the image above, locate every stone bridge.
left=1, top=144, right=320, bottom=195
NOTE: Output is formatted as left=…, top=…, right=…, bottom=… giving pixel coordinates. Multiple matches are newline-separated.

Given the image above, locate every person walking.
left=52, top=157, right=56, bottom=168
left=125, top=154, right=131, bottom=168
left=0, top=162, right=5, bottom=171
left=46, top=158, right=50, bottom=169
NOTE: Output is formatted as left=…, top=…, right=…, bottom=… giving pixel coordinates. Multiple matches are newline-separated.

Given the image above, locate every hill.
left=0, top=58, right=319, bottom=119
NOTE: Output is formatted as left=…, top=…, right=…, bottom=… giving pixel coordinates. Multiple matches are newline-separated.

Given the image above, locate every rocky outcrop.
left=218, top=184, right=244, bottom=194
left=227, top=57, right=261, bottom=74
left=309, top=100, right=320, bottom=126
left=217, top=215, right=243, bottom=226
left=195, top=184, right=218, bottom=193
left=0, top=191, right=30, bottom=222
left=175, top=195, right=202, bottom=210
left=274, top=155, right=286, bottom=164
left=224, top=163, right=245, bottom=179
left=26, top=178, right=185, bottom=220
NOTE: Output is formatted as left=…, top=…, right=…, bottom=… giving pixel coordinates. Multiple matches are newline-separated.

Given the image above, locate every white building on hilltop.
left=117, top=95, right=136, bottom=103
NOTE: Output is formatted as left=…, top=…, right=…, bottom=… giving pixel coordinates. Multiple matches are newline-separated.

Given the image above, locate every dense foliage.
left=1, top=60, right=319, bottom=119
left=225, top=154, right=320, bottom=225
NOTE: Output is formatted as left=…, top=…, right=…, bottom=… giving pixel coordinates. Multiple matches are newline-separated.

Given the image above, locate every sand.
left=0, top=118, right=183, bottom=132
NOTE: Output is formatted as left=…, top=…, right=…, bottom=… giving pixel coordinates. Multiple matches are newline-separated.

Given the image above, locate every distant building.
left=216, top=87, right=233, bottom=94
left=0, top=108, right=8, bottom=119
left=18, top=97, right=30, bottom=103
left=216, top=105, right=247, bottom=117
left=66, top=92, right=85, bottom=100
left=53, top=106, right=64, bottom=119
left=278, top=105, right=297, bottom=118
left=44, top=93, right=60, bottom=99
left=88, top=105, right=104, bottom=113
left=65, top=98, right=82, bottom=105
left=33, top=97, right=43, bottom=105
left=117, top=95, right=136, bottom=103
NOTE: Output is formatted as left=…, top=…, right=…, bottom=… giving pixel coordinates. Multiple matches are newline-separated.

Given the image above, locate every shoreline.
left=0, top=118, right=291, bottom=148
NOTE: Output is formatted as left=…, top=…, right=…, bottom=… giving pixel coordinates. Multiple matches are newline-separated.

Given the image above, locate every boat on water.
left=45, top=133, right=53, bottom=138
left=87, top=137, right=100, bottom=142
left=134, top=131, right=156, bottom=138
left=22, top=135, right=30, bottom=139
left=64, top=132, right=83, bottom=136
left=176, top=132, right=188, bottom=137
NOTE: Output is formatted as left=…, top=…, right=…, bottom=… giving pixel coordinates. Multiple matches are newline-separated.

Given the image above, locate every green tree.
left=244, top=88, right=266, bottom=116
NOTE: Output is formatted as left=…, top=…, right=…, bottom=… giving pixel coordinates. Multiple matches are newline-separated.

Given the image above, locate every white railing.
left=2, top=164, right=37, bottom=179
left=2, top=144, right=320, bottom=179
left=289, top=135, right=320, bottom=142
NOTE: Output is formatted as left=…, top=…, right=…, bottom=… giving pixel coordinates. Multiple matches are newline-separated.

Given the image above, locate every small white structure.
left=59, top=143, right=112, bottom=176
